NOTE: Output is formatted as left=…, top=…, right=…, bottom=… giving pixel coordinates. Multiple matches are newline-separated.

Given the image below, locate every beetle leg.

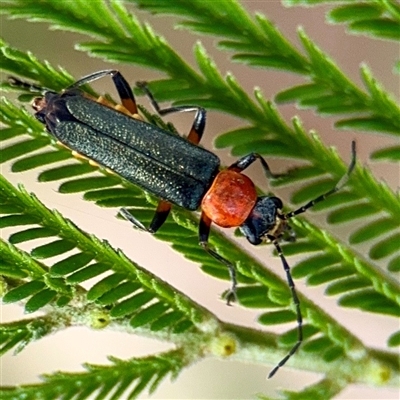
left=149, top=200, right=172, bottom=232
left=228, top=153, right=280, bottom=180
left=136, top=81, right=206, bottom=145
left=266, top=235, right=303, bottom=379
left=120, top=208, right=149, bottom=231
left=110, top=71, right=138, bottom=115
left=120, top=200, right=171, bottom=234
left=199, top=212, right=237, bottom=305
left=285, top=141, right=356, bottom=220
left=67, top=69, right=139, bottom=115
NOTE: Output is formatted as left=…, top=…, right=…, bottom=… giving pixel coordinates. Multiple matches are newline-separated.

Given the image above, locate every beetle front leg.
left=199, top=212, right=237, bottom=305
left=267, top=235, right=303, bottom=379
left=229, top=153, right=282, bottom=180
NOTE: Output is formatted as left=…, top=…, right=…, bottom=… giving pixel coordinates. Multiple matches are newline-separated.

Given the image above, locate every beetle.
left=9, top=70, right=356, bottom=377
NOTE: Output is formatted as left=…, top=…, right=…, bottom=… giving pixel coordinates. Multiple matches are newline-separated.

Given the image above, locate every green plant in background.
left=0, top=0, right=399, bottom=399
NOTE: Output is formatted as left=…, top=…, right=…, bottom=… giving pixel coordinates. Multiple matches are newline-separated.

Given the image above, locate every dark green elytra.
left=51, top=94, right=220, bottom=210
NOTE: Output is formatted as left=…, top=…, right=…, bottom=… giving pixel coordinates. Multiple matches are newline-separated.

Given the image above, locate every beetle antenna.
left=7, top=76, right=47, bottom=94
left=267, top=236, right=303, bottom=378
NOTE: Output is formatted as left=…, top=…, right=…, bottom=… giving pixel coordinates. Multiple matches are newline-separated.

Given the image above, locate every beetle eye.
left=34, top=112, right=46, bottom=124
left=270, top=196, right=283, bottom=210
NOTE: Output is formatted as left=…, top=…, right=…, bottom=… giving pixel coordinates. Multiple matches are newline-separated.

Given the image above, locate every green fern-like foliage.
left=1, top=1, right=399, bottom=399
left=284, top=0, right=400, bottom=41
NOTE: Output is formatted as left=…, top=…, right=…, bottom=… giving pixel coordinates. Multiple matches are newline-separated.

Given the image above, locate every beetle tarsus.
left=120, top=208, right=152, bottom=232
left=266, top=237, right=303, bottom=378
left=200, top=241, right=238, bottom=306
left=268, top=341, right=301, bottom=379
left=225, top=289, right=237, bottom=306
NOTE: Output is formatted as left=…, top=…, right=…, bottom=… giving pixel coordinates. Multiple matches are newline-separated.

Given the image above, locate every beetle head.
left=239, top=196, right=286, bottom=245
left=31, top=91, right=67, bottom=129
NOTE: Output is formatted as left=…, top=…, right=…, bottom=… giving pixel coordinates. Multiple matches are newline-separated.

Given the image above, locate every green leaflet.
left=130, top=302, right=170, bottom=328
left=66, top=262, right=111, bottom=283
left=329, top=4, right=383, bottom=23
left=51, top=253, right=95, bottom=276
left=258, top=309, right=296, bottom=325
left=302, top=336, right=332, bottom=353
left=339, top=289, right=399, bottom=317
left=9, top=227, right=58, bottom=244
left=58, top=176, right=122, bottom=193
left=236, top=285, right=279, bottom=308
left=350, top=18, right=400, bottom=40
left=38, top=163, right=95, bottom=182
left=292, top=253, right=341, bottom=278
left=350, top=217, right=398, bottom=244
left=388, top=331, right=400, bottom=347
left=25, top=288, right=57, bottom=313
left=279, top=325, right=320, bottom=347
left=306, top=266, right=353, bottom=286
left=97, top=281, right=142, bottom=305
left=327, top=203, right=379, bottom=224
left=31, top=239, right=76, bottom=258
left=3, top=280, right=45, bottom=303
left=11, top=150, right=72, bottom=172
left=335, top=116, right=400, bottom=133
left=111, top=291, right=154, bottom=318
left=371, top=145, right=400, bottom=161
left=1, top=138, right=51, bottom=163
left=325, top=276, right=370, bottom=296
left=86, top=273, right=127, bottom=301
left=369, top=233, right=400, bottom=259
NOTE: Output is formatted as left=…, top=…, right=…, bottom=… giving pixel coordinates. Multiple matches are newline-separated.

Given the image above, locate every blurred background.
left=1, top=1, right=399, bottom=399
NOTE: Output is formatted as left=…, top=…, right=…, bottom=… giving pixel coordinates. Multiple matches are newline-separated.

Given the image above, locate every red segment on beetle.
left=201, top=170, right=257, bottom=228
